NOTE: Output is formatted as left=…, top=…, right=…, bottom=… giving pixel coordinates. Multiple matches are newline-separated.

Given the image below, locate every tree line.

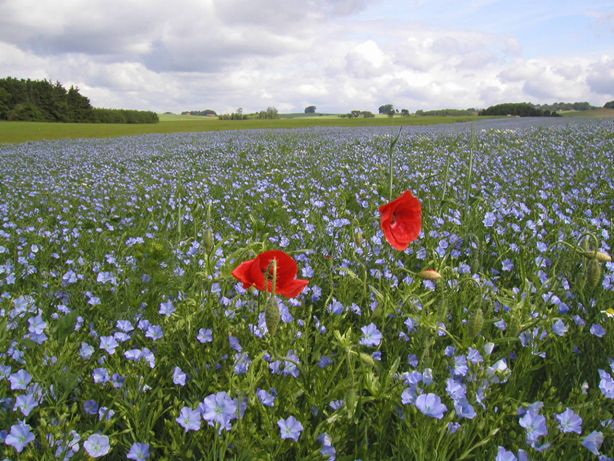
left=478, top=103, right=560, bottom=117
left=0, top=77, right=158, bottom=123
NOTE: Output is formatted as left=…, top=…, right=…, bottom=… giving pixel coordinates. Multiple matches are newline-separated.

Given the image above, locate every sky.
left=1, top=0, right=613, bottom=114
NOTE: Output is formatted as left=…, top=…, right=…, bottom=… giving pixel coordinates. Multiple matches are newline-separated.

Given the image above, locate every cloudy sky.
left=1, top=0, right=613, bottom=113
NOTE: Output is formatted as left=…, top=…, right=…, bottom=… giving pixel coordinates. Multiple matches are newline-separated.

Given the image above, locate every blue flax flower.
left=415, top=393, right=447, bottom=419
left=5, top=421, right=35, bottom=453
left=582, top=431, right=604, bottom=456
left=359, top=323, right=382, bottom=347
left=278, top=415, right=304, bottom=442
left=201, top=391, right=238, bottom=432
left=555, top=408, right=582, bottom=434
left=598, top=369, right=614, bottom=399
left=127, top=442, right=150, bottom=461
left=83, top=433, right=110, bottom=458
left=176, top=406, right=201, bottom=432
left=519, top=406, right=548, bottom=449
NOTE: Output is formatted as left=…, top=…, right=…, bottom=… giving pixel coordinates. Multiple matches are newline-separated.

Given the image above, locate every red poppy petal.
left=232, top=259, right=256, bottom=286
left=257, top=250, right=298, bottom=287
left=276, top=278, right=309, bottom=298
left=379, top=190, right=422, bottom=251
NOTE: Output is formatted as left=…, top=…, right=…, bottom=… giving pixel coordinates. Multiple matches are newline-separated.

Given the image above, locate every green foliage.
left=479, top=103, right=559, bottom=117
left=92, top=108, right=159, bottom=124
left=256, top=107, right=280, bottom=120
left=181, top=110, right=217, bottom=116
left=416, top=108, right=478, bottom=116
left=0, top=77, right=158, bottom=123
left=378, top=104, right=394, bottom=115
left=605, top=100, right=614, bottom=109
left=304, top=106, right=316, bottom=114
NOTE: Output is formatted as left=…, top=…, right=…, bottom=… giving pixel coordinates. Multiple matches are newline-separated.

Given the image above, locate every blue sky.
left=0, top=0, right=612, bottom=112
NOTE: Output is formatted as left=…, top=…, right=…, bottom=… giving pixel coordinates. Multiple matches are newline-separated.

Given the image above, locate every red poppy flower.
left=232, top=250, right=309, bottom=298
left=379, top=190, right=422, bottom=251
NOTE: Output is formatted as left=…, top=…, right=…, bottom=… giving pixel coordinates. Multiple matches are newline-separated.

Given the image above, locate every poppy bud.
left=583, top=250, right=612, bottom=263
left=586, top=258, right=602, bottom=289
left=418, top=269, right=442, bottom=281
left=468, top=307, right=484, bottom=339
left=354, top=230, right=364, bottom=247
left=204, top=228, right=214, bottom=251
left=265, top=297, right=280, bottom=336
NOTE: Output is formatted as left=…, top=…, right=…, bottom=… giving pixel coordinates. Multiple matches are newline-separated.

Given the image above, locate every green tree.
left=604, top=101, right=614, bottom=109
left=378, top=104, right=394, bottom=115
left=304, top=105, right=316, bottom=114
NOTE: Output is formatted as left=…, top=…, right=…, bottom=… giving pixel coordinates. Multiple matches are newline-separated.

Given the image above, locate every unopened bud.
left=418, top=269, right=442, bottom=280
left=583, top=250, right=612, bottom=263
left=586, top=258, right=602, bottom=289
left=468, top=307, right=484, bottom=339
left=354, top=231, right=364, bottom=247
left=204, top=228, right=214, bottom=251
left=265, top=297, right=280, bottom=335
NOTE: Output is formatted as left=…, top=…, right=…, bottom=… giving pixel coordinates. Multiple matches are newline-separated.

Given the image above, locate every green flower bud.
left=587, top=258, right=602, bottom=289
left=468, top=307, right=484, bottom=339
left=265, top=297, right=280, bottom=335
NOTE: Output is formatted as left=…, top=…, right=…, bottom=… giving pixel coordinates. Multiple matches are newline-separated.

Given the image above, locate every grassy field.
left=0, top=115, right=487, bottom=144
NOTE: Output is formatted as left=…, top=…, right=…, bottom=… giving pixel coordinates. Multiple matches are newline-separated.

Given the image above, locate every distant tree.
left=0, top=87, right=10, bottom=119
left=8, top=102, right=45, bottom=121
left=378, top=104, right=394, bottom=115
left=479, top=103, right=553, bottom=117
left=401, top=109, right=410, bottom=116
left=257, top=106, right=279, bottom=119
left=304, top=105, right=316, bottom=114
left=604, top=101, right=614, bottom=109
left=181, top=109, right=217, bottom=116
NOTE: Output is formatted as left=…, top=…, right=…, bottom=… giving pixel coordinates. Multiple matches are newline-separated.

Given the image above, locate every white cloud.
left=0, top=0, right=612, bottom=112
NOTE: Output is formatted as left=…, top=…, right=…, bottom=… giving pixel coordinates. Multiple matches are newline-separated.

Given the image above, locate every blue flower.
left=14, top=393, right=38, bottom=416
left=359, top=323, right=382, bottom=347
left=84, top=399, right=99, bottom=415
left=257, top=388, right=277, bottom=407
left=99, top=335, right=119, bottom=354
left=159, top=300, right=175, bottom=317
left=5, top=421, right=35, bottom=453
left=582, top=431, right=604, bottom=456
left=278, top=415, right=304, bottom=442
left=176, top=406, right=201, bottom=432
left=92, top=368, right=110, bottom=384
left=496, top=447, right=517, bottom=461
left=519, top=406, right=548, bottom=448
left=552, top=319, right=568, bottom=337
left=598, top=369, right=614, bottom=399
left=173, top=367, right=187, bottom=386
left=83, top=433, right=110, bottom=458
left=127, top=442, right=150, bottom=461
left=9, top=369, right=32, bottom=390
left=200, top=391, right=238, bottom=432
left=590, top=324, right=606, bottom=338
left=415, top=393, right=447, bottom=419
left=555, top=408, right=582, bottom=434
left=197, top=328, right=213, bottom=343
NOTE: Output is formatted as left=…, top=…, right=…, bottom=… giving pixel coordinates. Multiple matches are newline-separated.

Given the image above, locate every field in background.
left=1, top=115, right=487, bottom=144
left=1, top=108, right=612, bottom=145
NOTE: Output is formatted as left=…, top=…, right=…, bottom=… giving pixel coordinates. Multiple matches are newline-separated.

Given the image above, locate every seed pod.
left=583, top=250, right=612, bottom=263
left=468, top=307, right=484, bottom=339
left=204, top=228, right=214, bottom=252
left=418, top=269, right=442, bottom=280
left=265, top=297, right=281, bottom=335
left=586, top=258, right=602, bottom=289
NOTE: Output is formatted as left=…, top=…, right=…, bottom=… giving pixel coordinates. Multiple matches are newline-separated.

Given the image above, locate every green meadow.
left=0, top=115, right=487, bottom=144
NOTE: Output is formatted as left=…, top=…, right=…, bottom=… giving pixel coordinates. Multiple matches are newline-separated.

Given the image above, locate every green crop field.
left=0, top=115, right=490, bottom=144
